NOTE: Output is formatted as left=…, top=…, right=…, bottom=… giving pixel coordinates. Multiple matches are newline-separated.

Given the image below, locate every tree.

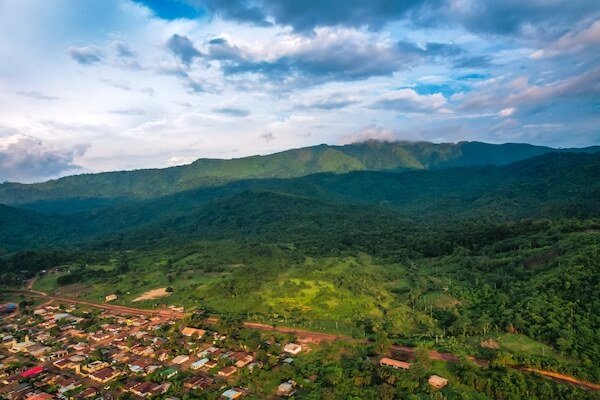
left=118, top=251, right=129, bottom=273
left=373, top=332, right=391, bottom=354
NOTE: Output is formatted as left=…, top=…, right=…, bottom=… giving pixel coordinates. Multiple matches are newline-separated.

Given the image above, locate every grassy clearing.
left=497, top=333, right=565, bottom=360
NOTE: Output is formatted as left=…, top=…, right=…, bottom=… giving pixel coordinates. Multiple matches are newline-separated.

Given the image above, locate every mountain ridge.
left=1, top=152, right=598, bottom=251
left=2, top=140, right=599, bottom=206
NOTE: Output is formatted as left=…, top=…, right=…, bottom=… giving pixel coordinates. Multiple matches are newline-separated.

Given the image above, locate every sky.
left=0, top=0, right=598, bottom=182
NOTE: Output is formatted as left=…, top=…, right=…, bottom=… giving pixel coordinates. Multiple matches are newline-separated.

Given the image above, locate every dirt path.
left=25, top=276, right=36, bottom=290
left=521, top=368, right=600, bottom=391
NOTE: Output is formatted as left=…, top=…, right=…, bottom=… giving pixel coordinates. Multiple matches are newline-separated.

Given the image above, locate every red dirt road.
left=521, top=368, right=600, bottom=391
left=6, top=290, right=184, bottom=319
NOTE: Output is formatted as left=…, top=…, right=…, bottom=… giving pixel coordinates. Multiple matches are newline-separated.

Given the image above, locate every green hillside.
left=0, top=152, right=598, bottom=251
left=2, top=141, right=598, bottom=206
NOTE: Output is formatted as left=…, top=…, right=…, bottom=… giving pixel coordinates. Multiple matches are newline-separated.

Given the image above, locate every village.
left=0, top=300, right=448, bottom=400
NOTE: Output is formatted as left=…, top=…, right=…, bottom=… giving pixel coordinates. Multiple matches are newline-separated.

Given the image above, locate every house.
left=20, top=366, right=44, bottom=378
left=27, top=344, right=52, bottom=358
left=181, top=327, right=206, bottom=338
left=10, top=336, right=35, bottom=353
left=198, top=346, right=219, bottom=357
left=78, top=388, right=98, bottom=398
left=277, top=380, right=297, bottom=397
left=191, top=358, right=210, bottom=370
left=26, top=393, right=54, bottom=400
left=184, top=375, right=214, bottom=390
left=428, top=375, right=448, bottom=389
left=88, top=367, right=121, bottom=383
left=379, top=357, right=411, bottom=370
left=155, top=349, right=170, bottom=361
left=283, top=343, right=302, bottom=355
left=52, top=359, right=72, bottom=370
left=232, top=352, right=253, bottom=368
left=130, top=381, right=159, bottom=397
left=172, top=355, right=189, bottom=365
left=70, top=342, right=87, bottom=352
left=82, top=361, right=109, bottom=374
left=57, top=377, right=82, bottom=394
left=41, top=350, right=68, bottom=362
left=105, top=294, right=118, bottom=302
left=203, top=360, right=218, bottom=369
left=221, top=388, right=243, bottom=400
left=89, top=332, right=111, bottom=342
left=160, top=368, right=178, bottom=379
left=218, top=365, right=237, bottom=377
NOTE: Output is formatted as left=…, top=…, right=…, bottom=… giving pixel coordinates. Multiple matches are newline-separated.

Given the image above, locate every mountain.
left=2, top=140, right=598, bottom=208
left=1, top=152, right=598, bottom=251
left=0, top=204, right=79, bottom=250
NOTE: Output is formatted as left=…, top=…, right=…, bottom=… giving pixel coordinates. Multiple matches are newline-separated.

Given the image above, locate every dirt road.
left=521, top=368, right=600, bottom=391
left=5, top=290, right=184, bottom=319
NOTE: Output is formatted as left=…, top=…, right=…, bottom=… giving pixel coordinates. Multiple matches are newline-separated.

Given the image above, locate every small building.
left=172, top=355, right=189, bottom=365
left=20, top=366, right=44, bottom=378
left=218, top=365, right=237, bottom=378
left=283, top=343, right=302, bottom=355
left=232, top=352, right=253, bottom=368
left=277, top=380, right=297, bottom=397
left=428, top=375, right=448, bottom=389
left=10, top=336, right=35, bottom=353
left=130, top=381, right=159, bottom=397
left=79, top=388, right=98, bottom=398
left=379, top=357, right=411, bottom=370
left=82, top=361, right=109, bottom=374
left=105, top=294, right=118, bottom=302
left=181, top=327, right=206, bottom=338
left=25, top=393, right=53, bottom=400
left=89, top=367, right=121, bottom=383
left=191, top=358, right=210, bottom=370
left=160, top=368, right=179, bottom=379
left=184, top=375, right=214, bottom=390
left=221, top=388, right=243, bottom=400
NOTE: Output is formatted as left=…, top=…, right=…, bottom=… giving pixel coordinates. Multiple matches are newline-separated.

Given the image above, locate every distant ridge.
left=1, top=152, right=598, bottom=250
left=0, top=141, right=598, bottom=206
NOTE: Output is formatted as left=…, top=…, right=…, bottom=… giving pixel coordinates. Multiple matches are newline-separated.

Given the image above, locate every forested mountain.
left=1, top=140, right=598, bottom=206
left=0, top=152, right=598, bottom=251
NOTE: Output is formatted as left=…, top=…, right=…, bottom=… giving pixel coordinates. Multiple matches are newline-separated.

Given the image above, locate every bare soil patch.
left=133, top=287, right=171, bottom=302
left=480, top=338, right=500, bottom=349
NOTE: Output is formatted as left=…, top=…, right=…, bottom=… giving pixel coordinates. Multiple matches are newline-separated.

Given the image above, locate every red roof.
left=27, top=393, right=53, bottom=400
left=21, top=366, right=44, bottom=378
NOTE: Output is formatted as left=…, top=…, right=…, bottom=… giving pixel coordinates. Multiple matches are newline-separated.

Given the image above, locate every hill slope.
left=1, top=152, right=598, bottom=251
left=2, top=141, right=598, bottom=207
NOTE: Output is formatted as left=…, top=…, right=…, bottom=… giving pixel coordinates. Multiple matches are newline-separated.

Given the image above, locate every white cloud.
left=531, top=19, right=600, bottom=59
left=339, top=125, right=396, bottom=144
left=371, top=89, right=448, bottom=113
left=498, top=107, right=516, bottom=117
left=0, top=134, right=89, bottom=182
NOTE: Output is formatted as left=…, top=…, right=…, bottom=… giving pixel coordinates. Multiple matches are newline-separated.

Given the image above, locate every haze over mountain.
left=1, top=141, right=598, bottom=207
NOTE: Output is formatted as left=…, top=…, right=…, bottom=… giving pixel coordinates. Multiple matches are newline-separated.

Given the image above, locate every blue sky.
left=0, top=0, right=598, bottom=182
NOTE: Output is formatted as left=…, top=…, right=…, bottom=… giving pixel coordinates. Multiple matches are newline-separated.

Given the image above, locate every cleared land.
left=132, top=287, right=170, bottom=302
